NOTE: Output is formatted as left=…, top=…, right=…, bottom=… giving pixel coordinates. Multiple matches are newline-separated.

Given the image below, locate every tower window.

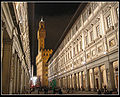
left=41, top=25, right=43, bottom=28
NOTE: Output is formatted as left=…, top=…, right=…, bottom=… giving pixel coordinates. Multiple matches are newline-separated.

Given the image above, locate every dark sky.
left=28, top=3, right=80, bottom=75
left=34, top=3, right=80, bottom=54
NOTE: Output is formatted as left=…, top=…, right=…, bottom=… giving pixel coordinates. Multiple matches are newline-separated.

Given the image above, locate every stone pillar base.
left=90, top=88, right=97, bottom=92
left=85, top=88, right=90, bottom=91
left=77, top=88, right=80, bottom=91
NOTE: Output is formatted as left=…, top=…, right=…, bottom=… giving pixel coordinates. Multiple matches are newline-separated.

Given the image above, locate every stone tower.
left=36, top=17, right=53, bottom=87
left=37, top=17, right=46, bottom=51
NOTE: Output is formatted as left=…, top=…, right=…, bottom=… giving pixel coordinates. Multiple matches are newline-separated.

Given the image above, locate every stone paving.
left=24, top=88, right=118, bottom=95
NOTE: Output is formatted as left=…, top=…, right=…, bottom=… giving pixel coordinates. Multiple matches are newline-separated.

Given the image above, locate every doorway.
left=96, top=78, right=99, bottom=89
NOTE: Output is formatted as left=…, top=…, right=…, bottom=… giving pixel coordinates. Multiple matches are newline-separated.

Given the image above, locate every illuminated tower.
left=36, top=17, right=52, bottom=87
left=37, top=17, right=46, bottom=51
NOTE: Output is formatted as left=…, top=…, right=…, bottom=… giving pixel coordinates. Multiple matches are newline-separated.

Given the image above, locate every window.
left=98, top=46, right=103, bottom=52
left=116, top=7, right=119, bottom=19
left=70, top=51, right=72, bottom=58
left=76, top=44, right=79, bottom=52
left=85, top=35, right=88, bottom=45
left=90, top=31, right=93, bottom=41
left=87, top=53, right=90, bottom=59
left=96, top=25, right=100, bottom=37
left=68, top=52, right=69, bottom=59
left=80, top=40, right=82, bottom=50
left=83, top=11, right=87, bottom=22
left=88, top=6, right=92, bottom=16
left=92, top=3, right=98, bottom=11
left=41, top=25, right=43, bottom=28
left=66, top=54, right=67, bottom=61
left=76, top=25, right=78, bottom=31
left=68, top=36, right=69, bottom=42
left=106, top=14, right=112, bottom=28
left=72, top=26, right=76, bottom=36
left=92, top=50, right=96, bottom=56
left=109, top=39, right=115, bottom=47
left=73, top=47, right=75, bottom=56
left=77, top=18, right=81, bottom=29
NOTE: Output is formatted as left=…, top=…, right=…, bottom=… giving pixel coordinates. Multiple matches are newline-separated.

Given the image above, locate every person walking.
left=58, top=88, right=62, bottom=94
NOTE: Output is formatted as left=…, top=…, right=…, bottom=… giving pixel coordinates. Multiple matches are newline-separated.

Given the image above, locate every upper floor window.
left=90, top=31, right=93, bottom=41
left=66, top=54, right=67, bottom=61
left=106, top=14, right=112, bottom=28
left=76, top=44, right=79, bottom=52
left=92, top=2, right=98, bottom=11
left=88, top=5, right=92, bottom=16
left=68, top=52, right=69, bottom=59
left=70, top=51, right=72, bottom=58
left=83, top=11, right=87, bottom=23
left=77, top=17, right=81, bottom=29
left=73, top=47, right=75, bottom=56
left=76, top=25, right=78, bottom=31
left=96, top=25, right=100, bottom=37
left=80, top=40, right=82, bottom=50
left=85, top=35, right=88, bottom=45
left=72, top=26, right=76, bottom=36
left=116, top=7, right=119, bottom=19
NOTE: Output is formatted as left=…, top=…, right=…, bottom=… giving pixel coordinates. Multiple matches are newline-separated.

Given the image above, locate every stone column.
left=74, top=73, right=77, bottom=90
left=66, top=76, right=68, bottom=89
left=70, top=74, right=73, bottom=89
left=13, top=53, right=17, bottom=93
left=80, top=71, right=83, bottom=91
left=9, top=53, right=15, bottom=94
left=77, top=72, right=80, bottom=90
left=91, top=68, right=95, bottom=91
left=24, top=70, right=26, bottom=92
left=23, top=68, right=25, bottom=93
left=68, top=75, right=70, bottom=89
left=21, top=66, right=25, bottom=93
left=105, top=61, right=115, bottom=91
left=20, top=66, right=23, bottom=93
left=85, top=69, right=90, bottom=91
left=17, top=58, right=20, bottom=93
left=60, top=78, right=62, bottom=88
left=15, top=55, right=18, bottom=93
left=18, top=61, right=21, bottom=93
left=98, top=66, right=102, bottom=90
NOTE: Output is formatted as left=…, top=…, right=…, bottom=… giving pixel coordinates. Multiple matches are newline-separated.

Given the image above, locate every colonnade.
left=51, top=60, right=118, bottom=92
left=2, top=30, right=30, bottom=94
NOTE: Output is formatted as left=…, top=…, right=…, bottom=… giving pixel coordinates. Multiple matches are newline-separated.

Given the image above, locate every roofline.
left=47, top=3, right=87, bottom=63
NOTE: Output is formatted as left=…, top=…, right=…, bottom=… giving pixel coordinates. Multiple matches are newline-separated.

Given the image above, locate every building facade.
left=2, top=2, right=31, bottom=94
left=36, top=18, right=53, bottom=87
left=48, top=2, right=119, bottom=92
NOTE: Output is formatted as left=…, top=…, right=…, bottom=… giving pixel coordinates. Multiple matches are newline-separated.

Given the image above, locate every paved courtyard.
left=27, top=89, right=118, bottom=95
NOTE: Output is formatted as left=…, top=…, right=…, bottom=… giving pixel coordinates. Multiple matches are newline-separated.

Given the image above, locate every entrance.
left=96, top=78, right=99, bottom=89
left=116, top=75, right=118, bottom=89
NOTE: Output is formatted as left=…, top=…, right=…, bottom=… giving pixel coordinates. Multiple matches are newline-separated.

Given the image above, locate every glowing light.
left=104, top=51, right=107, bottom=54
left=82, top=61, right=86, bottom=64
left=30, top=76, right=37, bottom=86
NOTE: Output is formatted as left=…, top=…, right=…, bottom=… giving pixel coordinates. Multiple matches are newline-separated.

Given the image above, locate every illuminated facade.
left=36, top=18, right=53, bottom=87
left=48, top=2, right=119, bottom=92
left=2, top=2, right=31, bottom=94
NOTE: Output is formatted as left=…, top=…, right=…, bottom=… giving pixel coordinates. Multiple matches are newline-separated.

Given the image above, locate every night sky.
left=28, top=3, right=80, bottom=75
left=34, top=3, right=80, bottom=53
